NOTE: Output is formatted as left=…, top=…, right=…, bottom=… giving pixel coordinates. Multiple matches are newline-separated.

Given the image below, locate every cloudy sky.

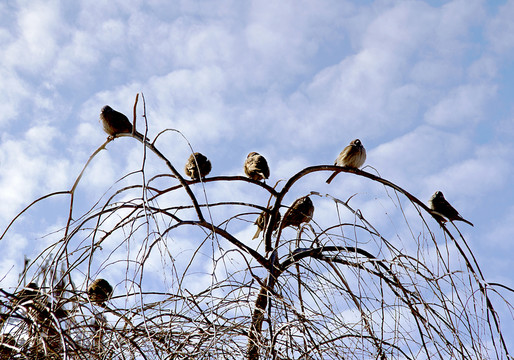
left=1, top=0, right=514, bottom=353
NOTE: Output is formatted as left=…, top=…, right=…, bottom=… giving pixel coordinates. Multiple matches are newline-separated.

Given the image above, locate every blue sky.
left=1, top=0, right=514, bottom=355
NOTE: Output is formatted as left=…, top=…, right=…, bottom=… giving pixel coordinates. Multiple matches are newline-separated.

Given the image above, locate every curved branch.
left=1, top=191, right=70, bottom=240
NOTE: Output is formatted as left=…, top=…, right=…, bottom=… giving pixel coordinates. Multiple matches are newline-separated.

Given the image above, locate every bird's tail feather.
left=458, top=217, right=474, bottom=227
left=252, top=228, right=262, bottom=240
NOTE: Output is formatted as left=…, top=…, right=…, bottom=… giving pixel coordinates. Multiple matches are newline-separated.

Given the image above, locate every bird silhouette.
left=282, top=196, right=314, bottom=228
left=184, top=152, right=212, bottom=180
left=87, top=279, right=113, bottom=305
left=429, top=191, right=473, bottom=227
left=244, top=152, right=270, bottom=181
left=100, top=105, right=143, bottom=140
left=253, top=207, right=281, bottom=239
left=326, top=139, right=366, bottom=184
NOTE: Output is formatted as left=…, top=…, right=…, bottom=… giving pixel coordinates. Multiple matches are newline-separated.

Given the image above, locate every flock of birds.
left=87, top=104, right=475, bottom=308
left=94, top=105, right=476, bottom=302
left=8, top=105, right=476, bottom=316
left=100, top=105, right=474, bottom=232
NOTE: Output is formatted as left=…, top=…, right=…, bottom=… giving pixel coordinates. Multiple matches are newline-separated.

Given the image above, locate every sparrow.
left=244, top=152, right=270, bottom=181
left=100, top=105, right=143, bottom=139
left=0, top=334, right=16, bottom=358
left=87, top=279, right=113, bottom=305
left=282, top=196, right=314, bottom=228
left=429, top=191, right=473, bottom=227
left=15, top=283, right=55, bottom=326
left=15, top=282, right=39, bottom=304
left=326, top=139, right=366, bottom=184
left=184, top=152, right=212, bottom=180
left=252, top=207, right=281, bottom=239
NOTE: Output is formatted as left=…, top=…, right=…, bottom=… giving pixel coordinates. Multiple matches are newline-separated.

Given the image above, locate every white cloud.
left=486, top=0, right=514, bottom=56
left=368, top=125, right=471, bottom=185
left=361, top=1, right=437, bottom=55
left=0, top=233, right=29, bottom=288
left=467, top=55, right=498, bottom=81
left=266, top=0, right=488, bottom=149
left=486, top=205, right=514, bottom=250
left=435, top=0, right=485, bottom=55
left=424, top=83, right=497, bottom=126
left=0, top=69, right=30, bottom=126
left=242, top=0, right=349, bottom=85
left=496, top=114, right=514, bottom=140
left=4, top=0, right=66, bottom=73
left=0, top=125, right=71, bottom=222
left=410, top=60, right=463, bottom=86
left=50, top=31, right=102, bottom=86
left=424, top=142, right=513, bottom=200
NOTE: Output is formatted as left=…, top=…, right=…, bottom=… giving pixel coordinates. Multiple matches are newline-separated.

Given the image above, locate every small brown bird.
left=244, top=152, right=270, bottom=181
left=326, top=139, right=366, bottom=184
left=429, top=191, right=473, bottom=227
left=16, top=282, right=39, bottom=303
left=282, top=196, right=314, bottom=228
left=87, top=279, right=113, bottom=305
left=0, top=334, right=16, bottom=358
left=184, top=152, right=212, bottom=180
left=252, top=208, right=281, bottom=239
left=100, top=105, right=143, bottom=139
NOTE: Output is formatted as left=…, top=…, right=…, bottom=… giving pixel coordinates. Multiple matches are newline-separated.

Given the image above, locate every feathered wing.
left=100, top=105, right=146, bottom=140
left=244, top=153, right=269, bottom=180
left=429, top=192, right=473, bottom=227
left=252, top=209, right=281, bottom=239
left=282, top=196, right=314, bottom=228
left=254, top=155, right=270, bottom=179
left=185, top=153, right=211, bottom=180
left=326, top=140, right=366, bottom=184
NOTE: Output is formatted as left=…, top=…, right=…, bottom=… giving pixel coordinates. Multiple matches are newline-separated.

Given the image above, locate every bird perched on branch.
left=282, top=196, right=314, bottom=228
left=244, top=152, right=270, bottom=181
left=0, top=334, right=16, bottom=358
left=326, top=139, right=366, bottom=184
left=184, top=152, right=212, bottom=180
left=100, top=105, right=143, bottom=139
left=429, top=191, right=473, bottom=227
left=253, top=208, right=281, bottom=239
left=15, top=282, right=39, bottom=304
left=87, top=279, right=113, bottom=305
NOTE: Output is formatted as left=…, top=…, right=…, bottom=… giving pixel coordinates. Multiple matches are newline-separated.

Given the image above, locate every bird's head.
left=101, top=105, right=113, bottom=114
left=433, top=191, right=444, bottom=200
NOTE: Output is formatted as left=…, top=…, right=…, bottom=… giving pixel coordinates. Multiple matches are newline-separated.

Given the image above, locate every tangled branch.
left=0, top=95, right=511, bottom=360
